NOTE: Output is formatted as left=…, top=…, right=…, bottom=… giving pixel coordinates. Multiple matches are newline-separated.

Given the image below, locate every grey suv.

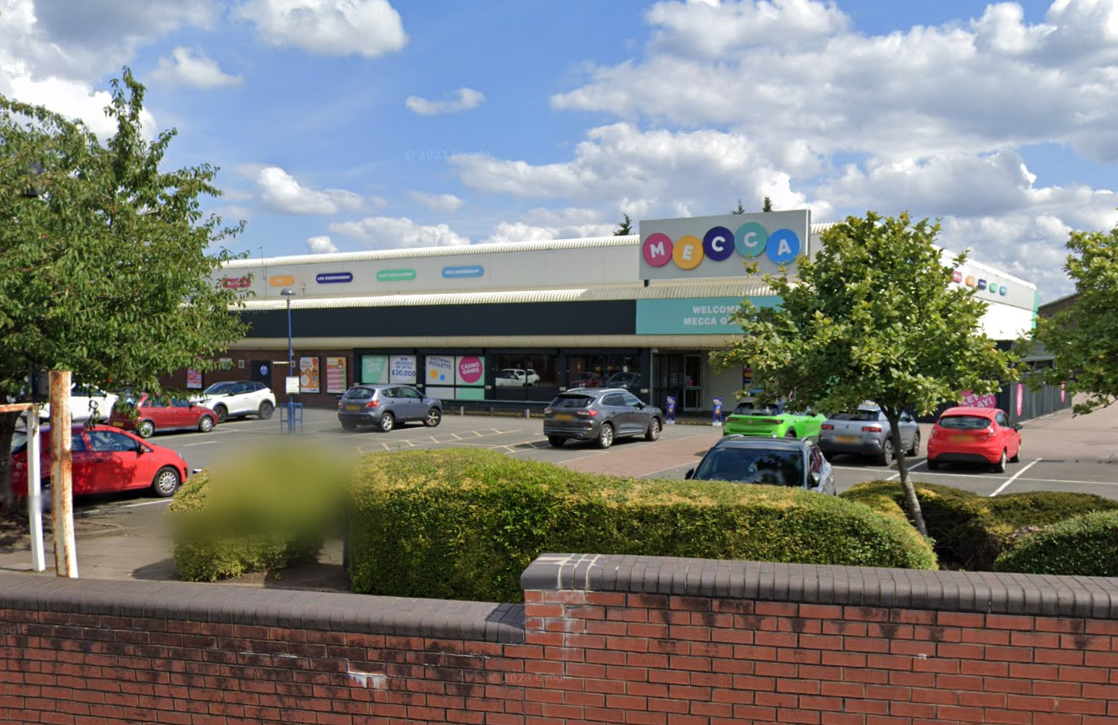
left=543, top=388, right=663, bottom=449
left=337, top=384, right=442, bottom=432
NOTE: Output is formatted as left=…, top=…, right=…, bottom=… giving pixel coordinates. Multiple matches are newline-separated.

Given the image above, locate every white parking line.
left=181, top=441, right=217, bottom=447
left=989, top=458, right=1041, bottom=497
left=117, top=499, right=173, bottom=509
left=1015, top=476, right=1118, bottom=487
left=887, top=460, right=926, bottom=481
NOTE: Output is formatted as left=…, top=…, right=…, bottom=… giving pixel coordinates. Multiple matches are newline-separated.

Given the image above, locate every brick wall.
left=1, top=556, right=1117, bottom=724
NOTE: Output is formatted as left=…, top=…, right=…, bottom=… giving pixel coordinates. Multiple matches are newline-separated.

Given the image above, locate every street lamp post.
left=281, top=288, right=297, bottom=433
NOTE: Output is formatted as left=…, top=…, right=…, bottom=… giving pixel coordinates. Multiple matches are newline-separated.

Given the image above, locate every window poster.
left=389, top=355, right=417, bottom=384
left=299, top=356, right=320, bottom=393
left=326, top=356, right=347, bottom=394
left=186, top=369, right=203, bottom=390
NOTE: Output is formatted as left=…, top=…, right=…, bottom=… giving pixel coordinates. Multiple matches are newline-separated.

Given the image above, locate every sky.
left=3, top=0, right=1117, bottom=303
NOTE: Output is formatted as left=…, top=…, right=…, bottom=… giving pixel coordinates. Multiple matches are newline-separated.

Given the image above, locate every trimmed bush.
left=993, top=510, right=1118, bottom=576
left=841, top=481, right=1118, bottom=570
left=348, top=449, right=937, bottom=603
left=169, top=444, right=346, bottom=581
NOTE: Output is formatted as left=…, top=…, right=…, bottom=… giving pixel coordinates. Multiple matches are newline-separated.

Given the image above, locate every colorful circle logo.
left=672, top=235, right=704, bottom=270
left=641, top=221, right=801, bottom=272
left=642, top=233, right=673, bottom=267
left=458, top=357, right=483, bottom=384
left=703, top=227, right=736, bottom=262
left=735, top=222, right=768, bottom=259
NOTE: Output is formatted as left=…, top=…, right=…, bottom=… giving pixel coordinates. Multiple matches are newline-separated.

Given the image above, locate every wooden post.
left=50, top=371, right=78, bottom=578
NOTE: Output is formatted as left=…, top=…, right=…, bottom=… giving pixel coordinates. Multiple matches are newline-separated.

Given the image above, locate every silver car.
left=543, top=388, right=663, bottom=449
left=818, top=404, right=920, bottom=465
left=337, top=384, right=442, bottom=432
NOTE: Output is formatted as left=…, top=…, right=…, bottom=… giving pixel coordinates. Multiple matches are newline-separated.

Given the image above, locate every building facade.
left=169, top=212, right=1038, bottom=413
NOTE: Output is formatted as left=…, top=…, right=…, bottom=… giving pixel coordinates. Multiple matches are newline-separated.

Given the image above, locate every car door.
left=67, top=430, right=99, bottom=496
left=621, top=392, right=649, bottom=435
left=227, top=382, right=251, bottom=417
left=403, top=387, right=428, bottom=420
left=380, top=387, right=403, bottom=420
left=995, top=410, right=1018, bottom=457
left=600, top=392, right=631, bottom=434
left=86, top=429, right=152, bottom=492
left=141, top=395, right=174, bottom=430
left=899, top=411, right=918, bottom=450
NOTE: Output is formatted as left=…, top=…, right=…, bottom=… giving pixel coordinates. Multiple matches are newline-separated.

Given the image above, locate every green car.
left=722, top=398, right=826, bottom=439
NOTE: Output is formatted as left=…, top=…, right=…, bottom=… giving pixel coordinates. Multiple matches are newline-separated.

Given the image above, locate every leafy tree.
left=0, top=69, right=248, bottom=508
left=712, top=212, right=1017, bottom=537
left=732, top=199, right=746, bottom=215
left=614, top=213, right=633, bottom=236
left=763, top=196, right=773, bottom=212
left=1031, top=226, right=1118, bottom=414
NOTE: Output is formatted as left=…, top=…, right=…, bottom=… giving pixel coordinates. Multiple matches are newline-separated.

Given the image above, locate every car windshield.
left=939, top=415, right=992, bottom=430
left=343, top=388, right=374, bottom=400
left=694, top=448, right=804, bottom=487
left=203, top=382, right=237, bottom=395
left=550, top=395, right=593, bottom=409
left=733, top=402, right=779, bottom=416
left=608, top=373, right=637, bottom=383
left=833, top=410, right=882, bottom=421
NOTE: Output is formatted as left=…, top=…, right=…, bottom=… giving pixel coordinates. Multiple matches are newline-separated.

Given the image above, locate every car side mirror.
left=685, top=469, right=694, bottom=480
left=135, top=443, right=146, bottom=454
left=1013, top=423, right=1021, bottom=431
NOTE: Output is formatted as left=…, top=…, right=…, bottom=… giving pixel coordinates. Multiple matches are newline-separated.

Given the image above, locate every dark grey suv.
left=337, top=384, right=442, bottom=432
left=543, top=388, right=663, bottom=449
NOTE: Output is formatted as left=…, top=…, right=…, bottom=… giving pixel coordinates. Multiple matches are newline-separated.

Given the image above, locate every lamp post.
left=281, top=288, right=297, bottom=433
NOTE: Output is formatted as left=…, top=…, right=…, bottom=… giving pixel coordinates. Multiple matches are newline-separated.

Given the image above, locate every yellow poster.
left=326, top=356, right=347, bottom=393
left=299, top=356, right=320, bottom=393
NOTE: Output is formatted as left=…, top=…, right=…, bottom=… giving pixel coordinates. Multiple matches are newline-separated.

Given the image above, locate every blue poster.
left=713, top=398, right=724, bottom=426
left=666, top=396, right=676, bottom=425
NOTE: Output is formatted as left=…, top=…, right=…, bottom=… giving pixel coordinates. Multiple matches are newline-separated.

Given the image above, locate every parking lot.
left=73, top=400, right=1118, bottom=519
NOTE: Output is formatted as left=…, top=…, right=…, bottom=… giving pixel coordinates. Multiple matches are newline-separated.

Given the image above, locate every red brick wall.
left=1, top=555, right=1117, bottom=725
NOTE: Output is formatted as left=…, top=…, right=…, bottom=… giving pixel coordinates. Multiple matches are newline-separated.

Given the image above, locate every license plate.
left=346, top=404, right=362, bottom=412
left=110, top=421, right=123, bottom=428
left=554, top=414, right=573, bottom=421
left=950, top=435, right=971, bottom=442
left=834, top=435, right=859, bottom=443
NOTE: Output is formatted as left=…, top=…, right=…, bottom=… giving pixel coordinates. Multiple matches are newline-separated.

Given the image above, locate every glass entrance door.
left=684, top=355, right=704, bottom=411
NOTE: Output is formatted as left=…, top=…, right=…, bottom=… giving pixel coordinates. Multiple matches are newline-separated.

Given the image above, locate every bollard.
left=459, top=405, right=464, bottom=416
left=525, top=408, right=530, bottom=419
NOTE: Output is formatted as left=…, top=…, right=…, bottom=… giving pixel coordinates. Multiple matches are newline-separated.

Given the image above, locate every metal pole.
left=26, top=405, right=45, bottom=572
left=50, top=371, right=77, bottom=578
left=287, top=297, right=295, bottom=434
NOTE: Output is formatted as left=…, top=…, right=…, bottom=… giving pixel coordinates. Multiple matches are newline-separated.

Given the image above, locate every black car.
left=686, top=435, right=835, bottom=494
left=543, top=388, right=663, bottom=449
left=337, top=384, right=442, bottom=432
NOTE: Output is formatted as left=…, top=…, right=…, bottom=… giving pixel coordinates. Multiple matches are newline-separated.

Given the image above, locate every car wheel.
left=992, top=449, right=1007, bottom=473
left=378, top=412, right=395, bottom=433
left=213, top=404, right=228, bottom=424
left=596, top=423, right=614, bottom=449
left=424, top=407, right=442, bottom=428
left=547, top=436, right=565, bottom=448
left=927, top=458, right=941, bottom=471
left=258, top=401, right=274, bottom=420
left=907, top=431, right=921, bottom=457
left=198, top=415, right=215, bottom=433
left=341, top=419, right=357, bottom=431
left=1010, top=446, right=1020, bottom=463
left=784, top=428, right=798, bottom=439
left=645, top=417, right=661, bottom=442
left=878, top=437, right=894, bottom=466
left=137, top=420, right=155, bottom=439
left=150, top=466, right=181, bottom=498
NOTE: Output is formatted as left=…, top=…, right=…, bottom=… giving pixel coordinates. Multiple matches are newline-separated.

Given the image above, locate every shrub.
left=169, top=443, right=346, bottom=581
left=993, top=510, right=1118, bottom=576
left=841, top=481, right=1118, bottom=570
left=348, top=449, right=936, bottom=603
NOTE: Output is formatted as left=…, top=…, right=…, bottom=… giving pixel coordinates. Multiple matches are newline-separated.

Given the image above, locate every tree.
left=614, top=213, right=633, bottom=236
left=712, top=212, right=1017, bottom=537
left=1030, top=225, right=1118, bottom=414
left=0, top=69, right=248, bottom=508
left=762, top=196, right=773, bottom=212
left=732, top=199, right=746, bottom=214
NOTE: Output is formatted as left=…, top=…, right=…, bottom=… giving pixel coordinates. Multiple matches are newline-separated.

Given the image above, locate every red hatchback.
left=11, top=425, right=189, bottom=500
left=108, top=393, right=218, bottom=438
left=927, top=406, right=1022, bottom=472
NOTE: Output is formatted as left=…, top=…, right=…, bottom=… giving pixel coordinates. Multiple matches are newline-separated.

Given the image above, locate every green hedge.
left=993, top=510, right=1118, bottom=576
left=841, top=481, right=1118, bottom=570
left=169, top=444, right=345, bottom=581
left=348, top=449, right=937, bottom=602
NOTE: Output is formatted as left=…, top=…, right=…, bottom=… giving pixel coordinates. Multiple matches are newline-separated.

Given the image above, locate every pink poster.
left=959, top=390, right=996, bottom=408
left=456, top=356, right=483, bottom=385
left=1016, top=383, right=1024, bottom=417
left=1060, top=382, right=1066, bottom=403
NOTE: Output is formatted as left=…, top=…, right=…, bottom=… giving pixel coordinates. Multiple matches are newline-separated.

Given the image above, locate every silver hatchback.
left=818, top=404, right=920, bottom=465
left=543, top=388, right=663, bottom=449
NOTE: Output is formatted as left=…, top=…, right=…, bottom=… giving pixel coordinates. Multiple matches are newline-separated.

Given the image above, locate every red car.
left=107, top=393, right=218, bottom=438
left=11, top=425, right=189, bottom=500
left=927, top=406, right=1022, bottom=472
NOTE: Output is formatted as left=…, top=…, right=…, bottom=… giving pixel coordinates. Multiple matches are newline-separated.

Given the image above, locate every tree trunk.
left=885, top=410, right=928, bottom=538
left=0, top=411, right=20, bottom=511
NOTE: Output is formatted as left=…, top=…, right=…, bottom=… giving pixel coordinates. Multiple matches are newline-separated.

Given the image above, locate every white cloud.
left=407, top=191, right=464, bottom=213
left=236, top=0, right=407, bottom=57
left=329, top=216, right=471, bottom=248
left=405, top=87, right=485, bottom=116
left=151, top=47, right=243, bottom=88
left=306, top=235, right=338, bottom=253
left=254, top=166, right=366, bottom=215
left=481, top=207, right=615, bottom=245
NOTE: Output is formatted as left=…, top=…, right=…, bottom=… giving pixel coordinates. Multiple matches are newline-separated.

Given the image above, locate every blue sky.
left=3, top=0, right=1117, bottom=301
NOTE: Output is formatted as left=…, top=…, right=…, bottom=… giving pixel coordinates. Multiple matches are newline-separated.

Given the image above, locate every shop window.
left=493, top=353, right=559, bottom=402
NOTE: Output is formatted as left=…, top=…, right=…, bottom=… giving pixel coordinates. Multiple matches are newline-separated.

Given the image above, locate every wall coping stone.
left=0, top=574, right=524, bottom=642
left=521, top=553, right=1118, bottom=619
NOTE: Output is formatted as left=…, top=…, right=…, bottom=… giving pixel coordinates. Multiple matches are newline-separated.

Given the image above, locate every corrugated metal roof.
left=223, top=236, right=641, bottom=269
left=231, top=334, right=739, bottom=350
left=236, top=280, right=778, bottom=311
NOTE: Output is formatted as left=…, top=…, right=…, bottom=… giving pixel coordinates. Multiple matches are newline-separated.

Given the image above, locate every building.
left=171, top=212, right=1038, bottom=413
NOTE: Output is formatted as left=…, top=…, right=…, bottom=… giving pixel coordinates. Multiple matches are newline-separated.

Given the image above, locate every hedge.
left=169, top=444, right=346, bottom=581
left=348, top=449, right=937, bottom=603
left=993, top=510, right=1118, bottom=576
left=841, top=481, right=1118, bottom=570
